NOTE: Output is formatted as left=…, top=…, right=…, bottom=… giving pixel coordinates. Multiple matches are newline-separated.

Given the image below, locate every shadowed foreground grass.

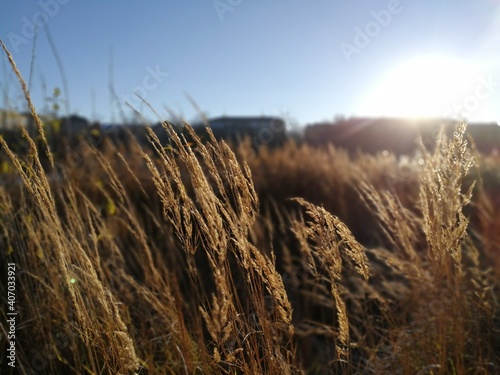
left=0, top=118, right=499, bottom=374
left=1, top=40, right=499, bottom=375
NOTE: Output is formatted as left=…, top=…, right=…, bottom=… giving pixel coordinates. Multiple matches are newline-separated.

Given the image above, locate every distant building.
left=466, top=122, right=500, bottom=154
left=197, top=116, right=287, bottom=146
left=60, top=115, right=89, bottom=135
left=304, top=117, right=500, bottom=155
left=0, top=110, right=29, bottom=130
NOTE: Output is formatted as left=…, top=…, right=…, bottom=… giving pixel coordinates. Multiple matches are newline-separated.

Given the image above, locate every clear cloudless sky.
left=0, top=0, right=499, bottom=125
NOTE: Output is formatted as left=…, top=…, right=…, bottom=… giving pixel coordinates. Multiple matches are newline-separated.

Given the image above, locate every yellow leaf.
left=7, top=245, right=13, bottom=255
left=52, top=119, right=61, bottom=134
left=1, top=161, right=10, bottom=174
left=106, top=199, right=117, bottom=216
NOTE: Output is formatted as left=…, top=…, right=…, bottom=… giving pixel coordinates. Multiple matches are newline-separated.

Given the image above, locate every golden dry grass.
left=1, top=44, right=500, bottom=374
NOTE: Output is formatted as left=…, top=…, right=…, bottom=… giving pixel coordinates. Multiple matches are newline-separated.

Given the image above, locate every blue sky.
left=1, top=0, right=499, bottom=126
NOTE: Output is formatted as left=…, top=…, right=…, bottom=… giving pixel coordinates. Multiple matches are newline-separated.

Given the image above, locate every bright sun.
left=357, top=55, right=488, bottom=119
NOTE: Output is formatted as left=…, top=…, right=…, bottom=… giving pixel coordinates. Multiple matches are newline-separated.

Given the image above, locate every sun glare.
left=357, top=55, right=487, bottom=119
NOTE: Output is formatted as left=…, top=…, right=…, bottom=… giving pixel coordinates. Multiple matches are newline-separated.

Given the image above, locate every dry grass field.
left=1, top=45, right=500, bottom=374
